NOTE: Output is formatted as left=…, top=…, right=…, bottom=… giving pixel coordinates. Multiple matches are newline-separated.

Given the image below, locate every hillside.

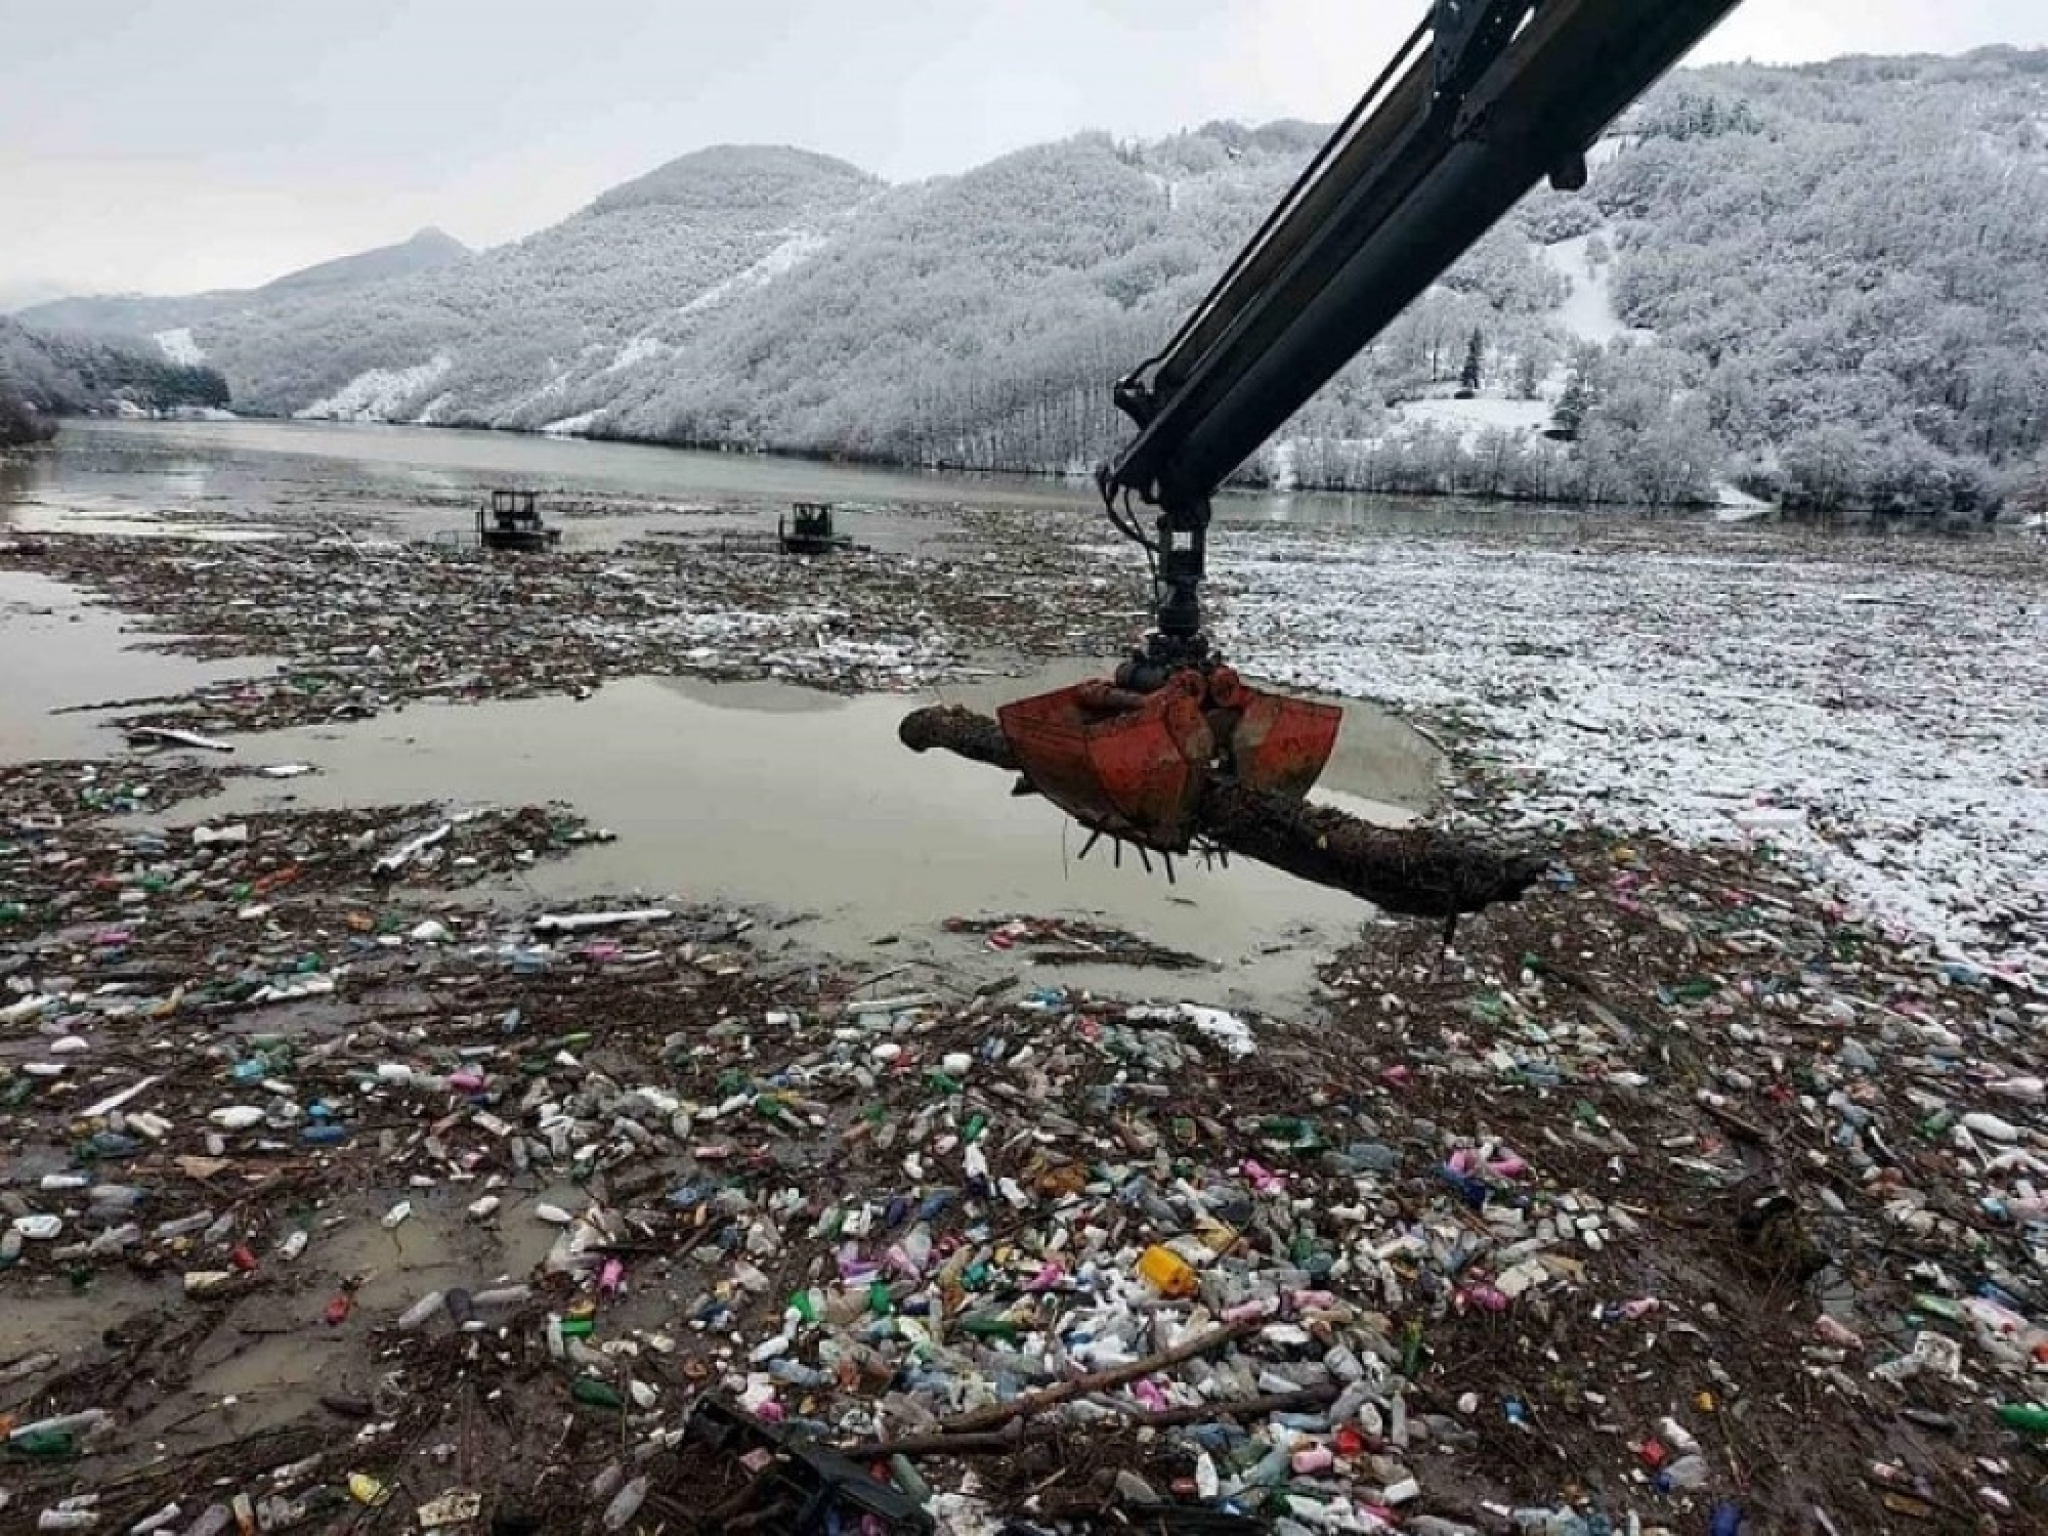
left=36, top=52, right=2048, bottom=518
left=19, top=146, right=885, bottom=431
left=0, top=315, right=231, bottom=417
left=16, top=227, right=473, bottom=342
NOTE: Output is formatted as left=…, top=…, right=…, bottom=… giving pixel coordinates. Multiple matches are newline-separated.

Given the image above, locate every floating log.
left=899, top=704, right=1545, bottom=919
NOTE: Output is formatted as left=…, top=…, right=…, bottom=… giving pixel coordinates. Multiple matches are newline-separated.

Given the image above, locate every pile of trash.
left=5, top=506, right=2046, bottom=1533
left=0, top=508, right=1141, bottom=735
left=5, top=739, right=2044, bottom=1531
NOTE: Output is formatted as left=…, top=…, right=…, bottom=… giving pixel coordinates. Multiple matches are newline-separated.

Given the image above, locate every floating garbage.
left=3, top=515, right=2046, bottom=1533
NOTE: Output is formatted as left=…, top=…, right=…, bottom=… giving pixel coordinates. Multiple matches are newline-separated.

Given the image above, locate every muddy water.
left=0, top=569, right=282, bottom=762
left=0, top=1184, right=583, bottom=1462
left=172, top=668, right=1442, bottom=1015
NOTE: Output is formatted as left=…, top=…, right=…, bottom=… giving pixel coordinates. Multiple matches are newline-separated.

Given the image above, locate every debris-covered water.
left=1219, top=524, right=2048, bottom=986
left=163, top=667, right=1437, bottom=1015
left=3, top=420, right=2046, bottom=1536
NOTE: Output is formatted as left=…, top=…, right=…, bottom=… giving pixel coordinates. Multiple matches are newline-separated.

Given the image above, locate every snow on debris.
left=1125, top=1002, right=1258, bottom=1058
left=1216, top=529, right=2048, bottom=985
left=296, top=354, right=453, bottom=422
left=153, top=327, right=206, bottom=366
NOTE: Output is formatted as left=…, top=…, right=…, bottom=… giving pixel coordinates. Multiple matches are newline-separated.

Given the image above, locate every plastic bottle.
left=889, top=1455, right=932, bottom=1502
left=1660, top=1453, right=1710, bottom=1490
left=1136, top=1244, right=1200, bottom=1299
left=8, top=1429, right=77, bottom=1457
left=571, top=1377, right=624, bottom=1410
left=1659, top=1416, right=1701, bottom=1454
left=601, top=1476, right=648, bottom=1530
left=10, top=1409, right=113, bottom=1443
left=36, top=1509, right=98, bottom=1531
left=1962, top=1111, right=2022, bottom=1142
left=87, top=1225, right=140, bottom=1257
left=1995, top=1402, right=2048, bottom=1434
left=396, top=1290, right=445, bottom=1331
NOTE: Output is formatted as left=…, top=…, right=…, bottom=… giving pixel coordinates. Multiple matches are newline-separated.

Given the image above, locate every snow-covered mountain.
left=26, top=50, right=2048, bottom=517
left=17, top=228, right=474, bottom=343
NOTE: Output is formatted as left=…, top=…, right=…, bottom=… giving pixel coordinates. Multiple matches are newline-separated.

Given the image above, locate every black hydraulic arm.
left=1102, top=0, right=1744, bottom=662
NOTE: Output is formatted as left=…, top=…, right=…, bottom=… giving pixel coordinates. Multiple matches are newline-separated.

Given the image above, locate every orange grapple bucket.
left=997, top=672, right=1341, bottom=852
left=1226, top=686, right=1344, bottom=801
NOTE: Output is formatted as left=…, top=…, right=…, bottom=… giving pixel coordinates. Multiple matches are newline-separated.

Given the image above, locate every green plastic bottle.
left=570, top=1377, right=623, bottom=1410
left=959, top=1314, right=1020, bottom=1342
left=6, top=1428, right=78, bottom=1457
left=1996, top=1402, right=2048, bottom=1434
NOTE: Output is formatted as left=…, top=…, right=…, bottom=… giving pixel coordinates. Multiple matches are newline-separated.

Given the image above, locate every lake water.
left=0, top=415, right=1613, bottom=548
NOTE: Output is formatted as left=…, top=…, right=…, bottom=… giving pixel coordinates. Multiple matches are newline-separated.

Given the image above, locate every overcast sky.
left=2, top=0, right=2042, bottom=306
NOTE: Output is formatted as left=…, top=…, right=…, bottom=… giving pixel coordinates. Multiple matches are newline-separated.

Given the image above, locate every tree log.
left=900, top=704, right=1545, bottom=919
left=831, top=1385, right=1340, bottom=1460
left=936, top=1318, right=1260, bottom=1435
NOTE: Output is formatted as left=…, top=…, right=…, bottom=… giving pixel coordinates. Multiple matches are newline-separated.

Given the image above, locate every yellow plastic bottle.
left=1137, top=1244, right=1200, bottom=1299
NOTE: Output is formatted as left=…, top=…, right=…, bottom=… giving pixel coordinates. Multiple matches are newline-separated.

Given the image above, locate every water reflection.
left=4, top=417, right=1709, bottom=539
left=170, top=668, right=1440, bottom=1015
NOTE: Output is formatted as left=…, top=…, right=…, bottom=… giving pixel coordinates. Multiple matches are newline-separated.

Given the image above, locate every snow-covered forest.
left=0, top=316, right=229, bottom=423
left=19, top=49, right=2048, bottom=518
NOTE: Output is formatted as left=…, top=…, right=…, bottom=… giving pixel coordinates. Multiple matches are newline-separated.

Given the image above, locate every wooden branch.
left=831, top=1384, right=1340, bottom=1460
left=936, top=1318, right=1259, bottom=1435
left=900, top=704, right=1546, bottom=918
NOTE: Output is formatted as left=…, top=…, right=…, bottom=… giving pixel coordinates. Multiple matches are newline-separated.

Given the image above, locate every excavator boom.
left=988, top=0, right=1746, bottom=858
left=1109, top=0, right=1744, bottom=514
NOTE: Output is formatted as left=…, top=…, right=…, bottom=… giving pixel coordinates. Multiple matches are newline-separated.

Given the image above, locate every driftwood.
left=937, top=1318, right=1260, bottom=1435
left=899, top=705, right=1545, bottom=919
left=833, top=1384, right=1340, bottom=1460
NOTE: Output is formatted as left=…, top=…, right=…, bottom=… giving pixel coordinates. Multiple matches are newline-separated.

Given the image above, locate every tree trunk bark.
left=899, top=705, right=1545, bottom=919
